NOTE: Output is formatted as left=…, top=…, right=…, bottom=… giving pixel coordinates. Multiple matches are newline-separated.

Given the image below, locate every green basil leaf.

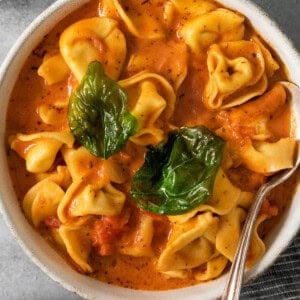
left=131, top=126, right=225, bottom=215
left=68, top=61, right=137, bottom=159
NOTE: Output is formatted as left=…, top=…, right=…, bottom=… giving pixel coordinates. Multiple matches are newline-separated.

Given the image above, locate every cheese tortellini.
left=37, top=99, right=69, bottom=127
left=57, top=147, right=127, bottom=223
left=112, top=0, right=165, bottom=39
left=23, top=179, right=65, bottom=227
left=238, top=138, right=295, bottom=174
left=60, top=17, right=126, bottom=82
left=162, top=201, right=266, bottom=279
left=216, top=208, right=267, bottom=267
left=180, top=9, right=245, bottom=55
left=38, top=17, right=127, bottom=84
left=58, top=217, right=93, bottom=273
left=37, top=54, right=69, bottom=85
left=10, top=131, right=74, bottom=173
left=158, top=212, right=218, bottom=277
left=164, top=0, right=217, bottom=23
left=204, top=41, right=267, bottom=110
left=58, top=181, right=126, bottom=222
left=119, top=71, right=176, bottom=145
left=119, top=214, right=154, bottom=257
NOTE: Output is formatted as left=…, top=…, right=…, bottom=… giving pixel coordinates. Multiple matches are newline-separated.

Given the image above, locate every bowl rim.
left=0, top=0, right=300, bottom=299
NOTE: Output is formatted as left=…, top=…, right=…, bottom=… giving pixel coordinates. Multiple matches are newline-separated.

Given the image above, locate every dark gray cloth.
left=241, top=233, right=300, bottom=299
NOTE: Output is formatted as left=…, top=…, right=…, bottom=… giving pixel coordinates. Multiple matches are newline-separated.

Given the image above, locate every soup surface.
left=6, top=0, right=298, bottom=290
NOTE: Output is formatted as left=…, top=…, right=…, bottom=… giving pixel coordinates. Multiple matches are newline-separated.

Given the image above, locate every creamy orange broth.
left=5, top=0, right=297, bottom=291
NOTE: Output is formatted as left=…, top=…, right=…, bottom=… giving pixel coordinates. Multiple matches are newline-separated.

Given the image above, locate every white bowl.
left=0, top=1, right=299, bottom=299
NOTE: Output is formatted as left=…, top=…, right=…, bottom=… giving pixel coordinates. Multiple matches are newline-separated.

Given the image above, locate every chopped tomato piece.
left=44, top=216, right=61, bottom=228
left=99, top=243, right=115, bottom=256
left=91, top=213, right=130, bottom=256
left=260, top=198, right=278, bottom=217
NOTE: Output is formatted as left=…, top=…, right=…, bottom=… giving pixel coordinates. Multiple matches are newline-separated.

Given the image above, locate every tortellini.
left=10, top=131, right=74, bottom=173
left=161, top=206, right=267, bottom=279
left=251, top=35, right=280, bottom=78
left=129, top=80, right=167, bottom=145
left=57, top=180, right=126, bottom=223
left=238, top=138, right=295, bottom=174
left=216, top=208, right=267, bottom=267
left=37, top=100, right=68, bottom=127
left=38, top=54, right=69, bottom=85
left=194, top=255, right=228, bottom=281
left=247, top=214, right=268, bottom=267
left=180, top=8, right=245, bottom=55
left=60, top=17, right=126, bottom=81
left=58, top=217, right=93, bottom=273
left=164, top=0, right=217, bottom=27
left=157, top=212, right=218, bottom=278
left=215, top=207, right=246, bottom=262
left=61, top=147, right=104, bottom=182
left=119, top=71, right=176, bottom=145
left=112, top=0, right=165, bottom=39
left=57, top=148, right=127, bottom=223
left=35, top=166, right=72, bottom=191
left=119, top=214, right=154, bottom=257
left=23, top=179, right=65, bottom=227
left=61, top=147, right=126, bottom=184
left=204, top=41, right=267, bottom=110
left=99, top=0, right=119, bottom=19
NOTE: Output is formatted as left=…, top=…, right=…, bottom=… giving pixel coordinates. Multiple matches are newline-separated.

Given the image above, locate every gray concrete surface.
left=0, top=1, right=299, bottom=299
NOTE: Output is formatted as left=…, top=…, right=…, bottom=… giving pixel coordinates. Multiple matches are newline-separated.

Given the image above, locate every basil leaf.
left=131, top=126, right=225, bottom=215
left=68, top=61, right=137, bottom=159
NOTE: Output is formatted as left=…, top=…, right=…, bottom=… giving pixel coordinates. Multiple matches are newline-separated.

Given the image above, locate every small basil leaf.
left=68, top=61, right=137, bottom=159
left=131, top=126, right=225, bottom=215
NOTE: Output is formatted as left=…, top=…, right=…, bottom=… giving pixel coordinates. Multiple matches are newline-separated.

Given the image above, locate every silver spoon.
left=221, top=81, right=300, bottom=300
